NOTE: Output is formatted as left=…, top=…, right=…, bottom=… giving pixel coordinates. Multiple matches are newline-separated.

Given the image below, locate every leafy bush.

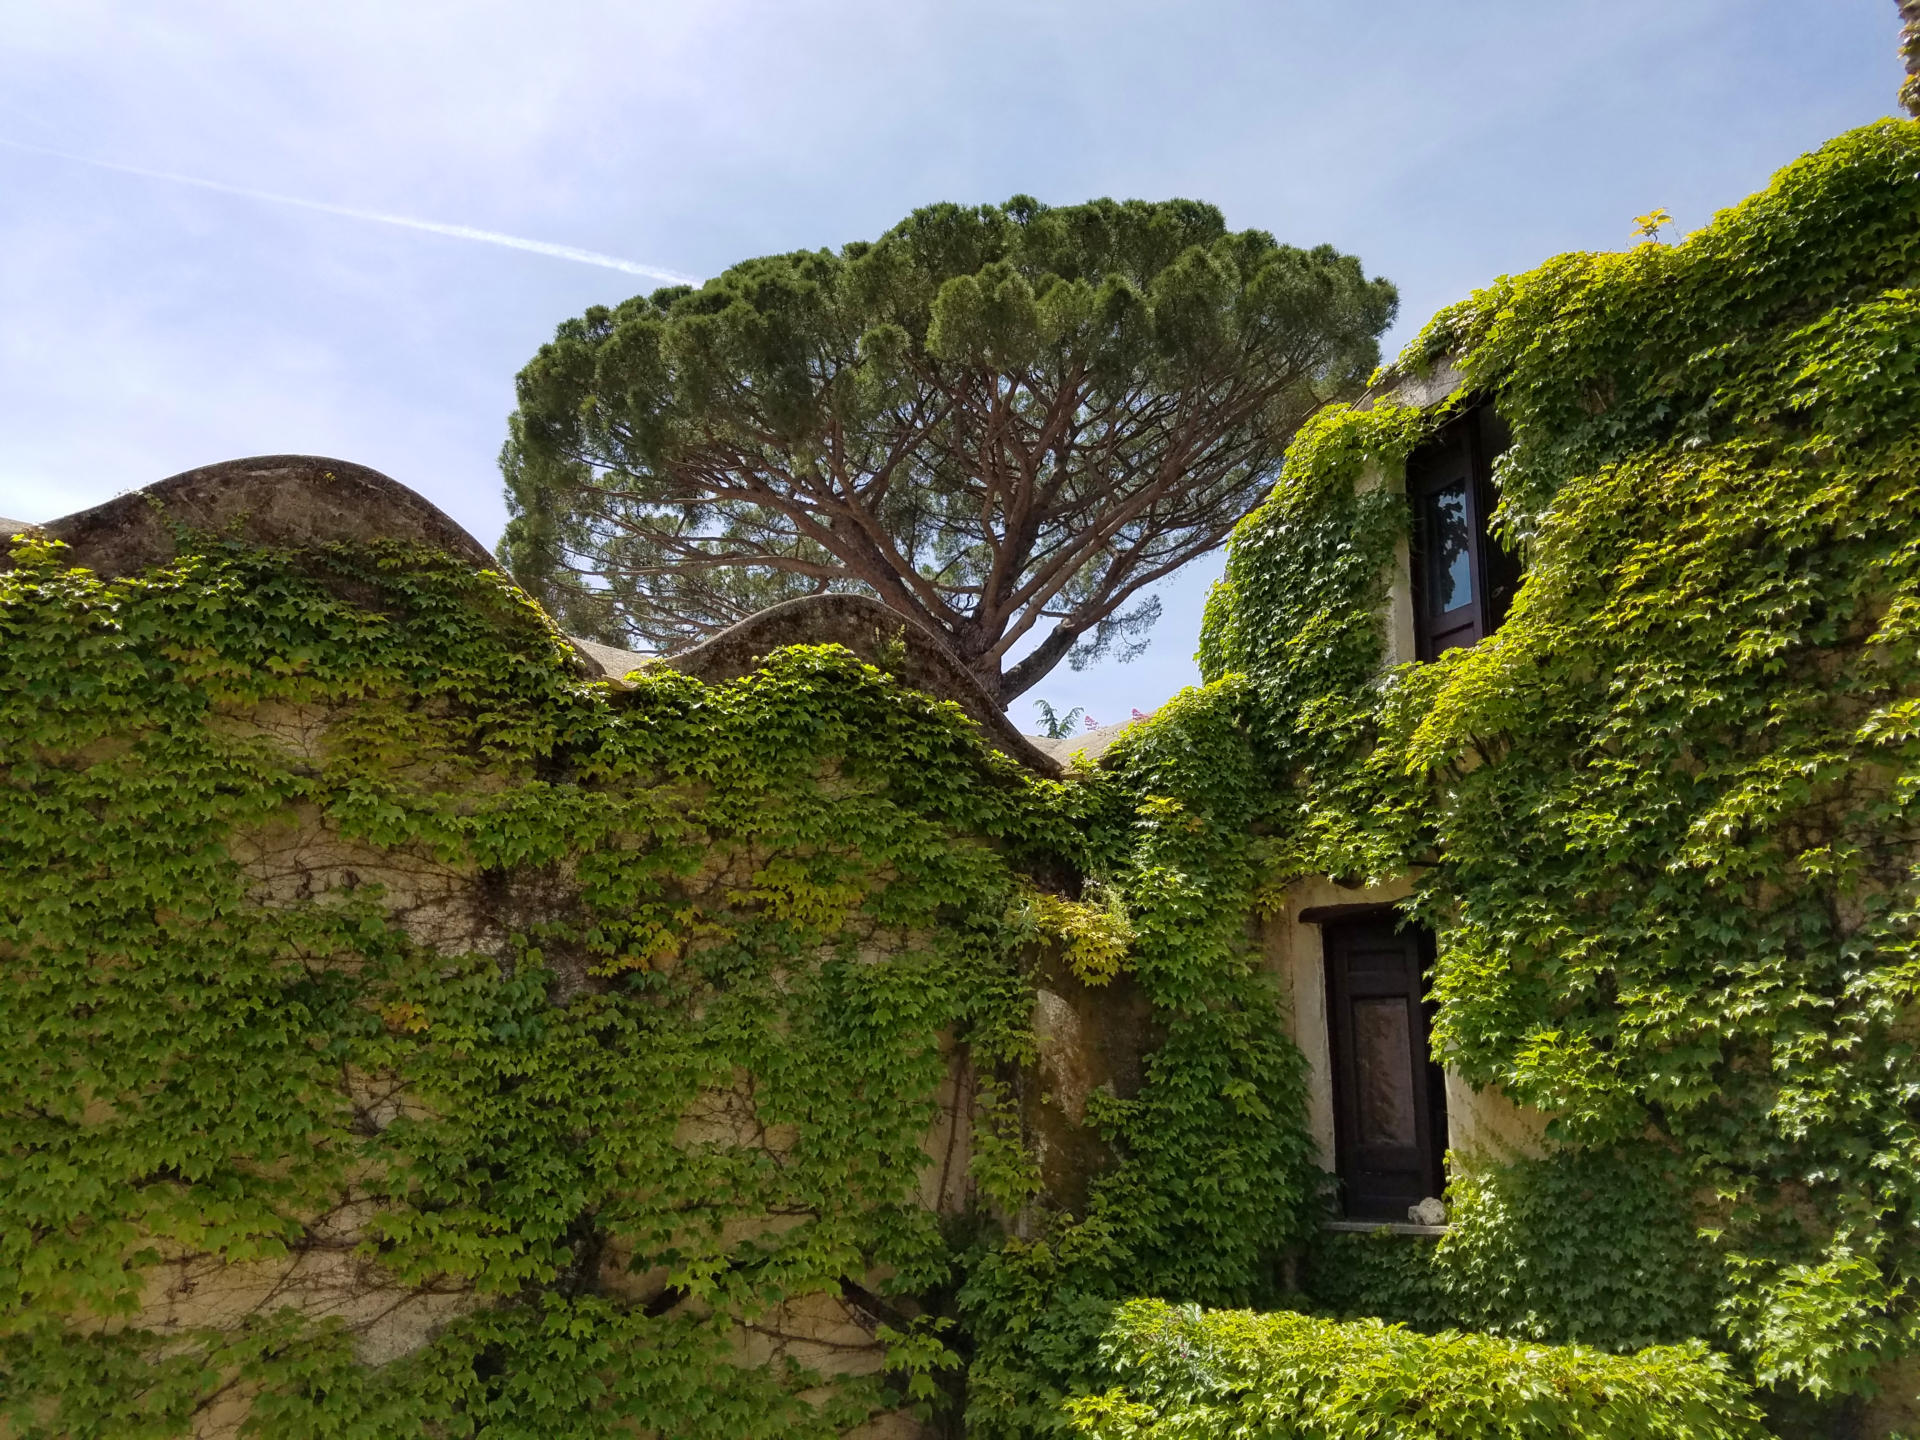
left=1067, top=1298, right=1769, bottom=1440
left=1299, top=1228, right=1451, bottom=1330
left=1300, top=1147, right=1715, bottom=1351
left=1434, top=1146, right=1718, bottom=1350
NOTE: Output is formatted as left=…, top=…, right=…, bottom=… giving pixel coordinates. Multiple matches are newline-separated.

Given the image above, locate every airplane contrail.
left=0, top=135, right=701, bottom=286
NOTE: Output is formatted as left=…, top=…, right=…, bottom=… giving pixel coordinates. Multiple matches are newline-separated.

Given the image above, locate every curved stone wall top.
left=660, top=593, right=1062, bottom=776
left=9, top=456, right=1060, bottom=775
left=1030, top=716, right=1144, bottom=768
left=30, top=455, right=500, bottom=580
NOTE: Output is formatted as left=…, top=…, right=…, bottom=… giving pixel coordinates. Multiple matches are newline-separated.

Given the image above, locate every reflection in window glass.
left=1353, top=998, right=1417, bottom=1146
left=1424, top=482, right=1474, bottom=614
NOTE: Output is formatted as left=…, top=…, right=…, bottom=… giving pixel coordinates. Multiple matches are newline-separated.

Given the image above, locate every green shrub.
left=1067, top=1298, right=1769, bottom=1440
left=1298, top=1147, right=1717, bottom=1351
left=1433, top=1146, right=1717, bottom=1350
left=1298, top=1228, right=1450, bottom=1329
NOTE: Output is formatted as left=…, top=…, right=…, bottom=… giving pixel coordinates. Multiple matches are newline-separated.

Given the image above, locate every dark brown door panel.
left=1323, top=914, right=1448, bottom=1220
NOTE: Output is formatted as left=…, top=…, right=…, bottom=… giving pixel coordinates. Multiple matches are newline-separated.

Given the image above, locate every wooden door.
left=1323, top=915, right=1447, bottom=1220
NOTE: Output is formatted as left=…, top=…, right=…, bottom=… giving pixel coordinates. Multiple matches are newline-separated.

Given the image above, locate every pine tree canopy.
left=500, top=195, right=1396, bottom=704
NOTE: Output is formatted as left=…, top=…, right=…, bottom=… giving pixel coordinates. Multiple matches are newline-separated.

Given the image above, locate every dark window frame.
left=1319, top=910, right=1449, bottom=1220
left=1408, top=404, right=1518, bottom=662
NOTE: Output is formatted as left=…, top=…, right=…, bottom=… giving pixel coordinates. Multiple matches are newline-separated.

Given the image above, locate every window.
left=1319, top=912, right=1447, bottom=1220
left=1407, top=404, right=1518, bottom=661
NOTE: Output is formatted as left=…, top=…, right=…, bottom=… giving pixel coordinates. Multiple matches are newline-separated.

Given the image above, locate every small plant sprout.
left=1632, top=207, right=1674, bottom=244
left=1032, top=698, right=1085, bottom=739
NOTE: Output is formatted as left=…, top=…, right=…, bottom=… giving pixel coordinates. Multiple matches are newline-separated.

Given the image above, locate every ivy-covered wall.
left=0, top=491, right=1320, bottom=1437
left=1202, top=118, right=1920, bottom=1424
left=5, top=116, right=1917, bottom=1439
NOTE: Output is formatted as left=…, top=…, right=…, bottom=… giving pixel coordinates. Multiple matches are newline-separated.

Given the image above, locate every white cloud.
left=0, top=137, right=699, bottom=283
left=0, top=0, right=1902, bottom=715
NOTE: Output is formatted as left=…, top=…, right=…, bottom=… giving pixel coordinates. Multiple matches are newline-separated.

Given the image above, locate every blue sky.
left=0, top=1, right=1903, bottom=728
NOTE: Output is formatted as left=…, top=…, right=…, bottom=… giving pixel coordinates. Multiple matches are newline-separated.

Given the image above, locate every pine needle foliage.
left=500, top=196, right=1395, bottom=702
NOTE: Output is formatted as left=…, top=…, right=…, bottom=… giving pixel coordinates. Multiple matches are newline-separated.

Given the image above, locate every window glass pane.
left=1353, top=999, right=1417, bottom=1146
left=1423, top=482, right=1474, bottom=615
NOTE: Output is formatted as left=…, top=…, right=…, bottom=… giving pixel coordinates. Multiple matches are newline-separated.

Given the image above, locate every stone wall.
left=2, top=456, right=1117, bottom=1438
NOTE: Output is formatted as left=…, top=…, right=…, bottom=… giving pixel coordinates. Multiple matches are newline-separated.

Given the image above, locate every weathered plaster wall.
left=126, top=734, right=991, bottom=1436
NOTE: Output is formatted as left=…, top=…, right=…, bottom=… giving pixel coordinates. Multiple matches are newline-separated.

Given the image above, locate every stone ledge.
left=1322, top=1219, right=1449, bottom=1237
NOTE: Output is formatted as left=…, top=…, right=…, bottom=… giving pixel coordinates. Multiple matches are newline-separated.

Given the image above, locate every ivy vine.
left=0, top=531, right=1316, bottom=1438
left=1201, top=118, right=1920, bottom=1404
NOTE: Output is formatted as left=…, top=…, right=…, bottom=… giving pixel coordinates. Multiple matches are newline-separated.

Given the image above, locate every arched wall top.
left=30, top=455, right=499, bottom=579
left=9, top=455, right=1061, bottom=775
left=658, top=593, right=1062, bottom=776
